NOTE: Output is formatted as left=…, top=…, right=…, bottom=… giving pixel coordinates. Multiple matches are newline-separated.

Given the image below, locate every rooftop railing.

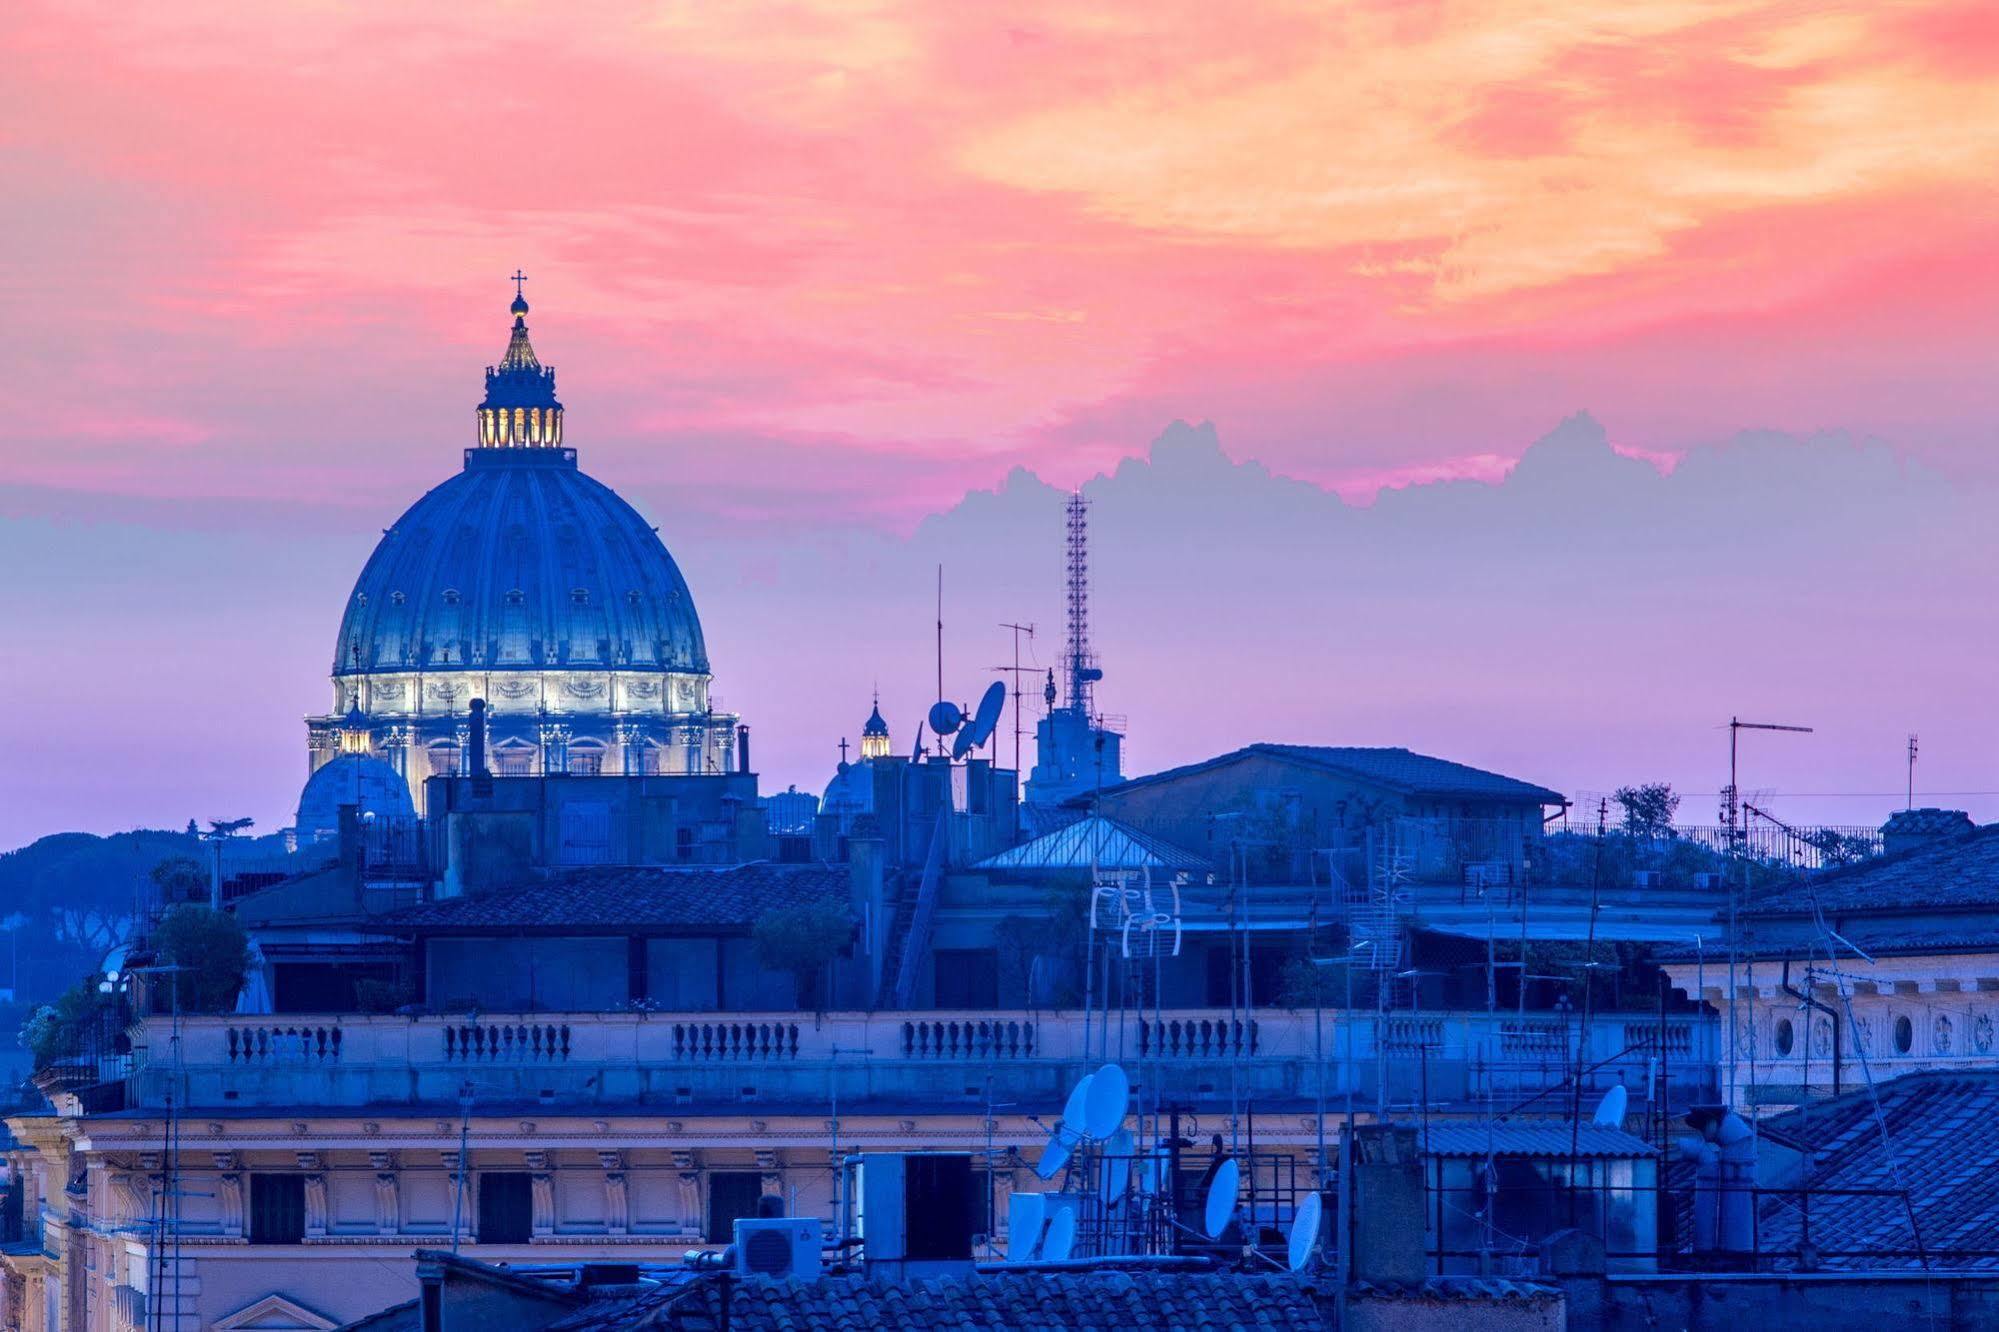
left=125, top=1006, right=1717, bottom=1115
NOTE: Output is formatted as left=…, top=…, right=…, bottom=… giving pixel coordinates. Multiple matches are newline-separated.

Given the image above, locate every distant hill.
left=0, top=827, right=281, bottom=1007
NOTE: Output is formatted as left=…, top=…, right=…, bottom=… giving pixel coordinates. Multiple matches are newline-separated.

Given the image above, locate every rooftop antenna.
left=935, top=564, right=946, bottom=756
left=1907, top=733, right=1919, bottom=811
left=1720, top=717, right=1813, bottom=1109
left=1064, top=491, right=1104, bottom=717
left=994, top=621, right=1037, bottom=776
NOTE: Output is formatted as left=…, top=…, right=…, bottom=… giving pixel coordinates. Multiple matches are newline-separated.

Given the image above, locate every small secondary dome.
left=296, top=753, right=415, bottom=844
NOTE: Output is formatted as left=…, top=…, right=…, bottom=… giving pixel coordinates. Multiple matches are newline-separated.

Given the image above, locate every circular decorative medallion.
left=1975, top=1014, right=1995, bottom=1054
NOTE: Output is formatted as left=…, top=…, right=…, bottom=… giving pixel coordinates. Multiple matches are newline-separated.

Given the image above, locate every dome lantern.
left=478, top=270, right=565, bottom=448
left=859, top=691, right=892, bottom=760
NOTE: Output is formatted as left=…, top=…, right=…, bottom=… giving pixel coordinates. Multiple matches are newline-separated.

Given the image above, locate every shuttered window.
left=249, top=1174, right=305, bottom=1245
left=477, top=1171, right=533, bottom=1245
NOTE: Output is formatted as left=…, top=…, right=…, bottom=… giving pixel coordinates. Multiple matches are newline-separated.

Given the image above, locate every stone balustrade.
left=133, top=1007, right=1717, bottom=1113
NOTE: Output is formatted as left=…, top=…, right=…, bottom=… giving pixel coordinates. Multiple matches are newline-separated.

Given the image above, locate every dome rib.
left=332, top=451, right=709, bottom=681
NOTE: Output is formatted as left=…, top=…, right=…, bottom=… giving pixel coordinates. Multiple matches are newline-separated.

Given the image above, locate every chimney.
left=468, top=698, right=492, bottom=797
left=1879, top=808, right=1974, bottom=857
left=1349, top=1124, right=1425, bottom=1285
left=737, top=724, right=751, bottom=775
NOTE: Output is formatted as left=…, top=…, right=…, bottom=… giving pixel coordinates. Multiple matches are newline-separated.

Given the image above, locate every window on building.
left=675, top=826, right=695, bottom=862
left=1774, top=1018, right=1795, bottom=1057
left=1203, top=942, right=1288, bottom=1007
left=273, top=962, right=400, bottom=1014
left=249, top=1174, right=305, bottom=1245
left=706, top=1171, right=764, bottom=1243
left=933, top=948, right=999, bottom=1009
left=1894, top=1014, right=1914, bottom=1054
left=477, top=1171, right=533, bottom=1245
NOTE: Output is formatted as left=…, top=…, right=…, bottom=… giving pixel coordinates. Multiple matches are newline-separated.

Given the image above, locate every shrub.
left=19, top=979, right=123, bottom=1069
left=148, top=906, right=250, bottom=1013
left=751, top=898, right=854, bottom=1007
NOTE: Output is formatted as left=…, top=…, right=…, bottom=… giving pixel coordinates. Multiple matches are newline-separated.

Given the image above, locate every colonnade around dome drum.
left=477, top=402, right=564, bottom=447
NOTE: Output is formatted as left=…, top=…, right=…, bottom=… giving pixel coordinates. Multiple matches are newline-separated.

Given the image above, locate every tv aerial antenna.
left=994, top=621, right=1037, bottom=776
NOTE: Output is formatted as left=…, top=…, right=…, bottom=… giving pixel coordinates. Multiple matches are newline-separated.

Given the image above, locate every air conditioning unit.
left=732, top=1217, right=822, bottom=1280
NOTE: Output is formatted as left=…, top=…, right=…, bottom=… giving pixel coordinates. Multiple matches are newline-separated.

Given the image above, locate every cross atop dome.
left=478, top=272, right=564, bottom=448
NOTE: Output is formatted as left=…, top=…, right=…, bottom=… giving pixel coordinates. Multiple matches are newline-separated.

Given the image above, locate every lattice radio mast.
left=1065, top=492, right=1100, bottom=718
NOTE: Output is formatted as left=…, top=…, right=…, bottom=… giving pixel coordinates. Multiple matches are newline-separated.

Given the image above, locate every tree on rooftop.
left=149, top=905, right=250, bottom=1014
left=1613, top=783, right=1680, bottom=839
left=751, top=898, right=854, bottom=1009
left=149, top=857, right=207, bottom=909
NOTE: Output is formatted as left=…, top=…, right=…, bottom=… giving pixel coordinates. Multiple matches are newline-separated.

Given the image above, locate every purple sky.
left=7, top=1, right=1999, bottom=847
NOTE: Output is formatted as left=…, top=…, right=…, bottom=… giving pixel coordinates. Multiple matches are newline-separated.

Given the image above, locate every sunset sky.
left=6, top=1, right=1999, bottom=845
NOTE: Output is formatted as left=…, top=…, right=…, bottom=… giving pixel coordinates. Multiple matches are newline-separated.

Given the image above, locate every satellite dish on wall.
left=1591, top=1084, right=1629, bottom=1127
left=1084, top=1063, right=1130, bottom=1140
left=1287, top=1192, right=1323, bottom=1273
left=1036, top=1133, right=1073, bottom=1181
left=1060, top=1074, right=1096, bottom=1139
left=1203, top=1157, right=1239, bottom=1240
left=1099, top=1129, right=1134, bottom=1205
left=1009, top=1192, right=1048, bottom=1259
left=1041, top=1206, right=1077, bottom=1261
left=928, top=700, right=964, bottom=736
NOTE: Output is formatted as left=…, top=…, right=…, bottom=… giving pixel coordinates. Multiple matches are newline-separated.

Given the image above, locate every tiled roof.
left=1421, top=1122, right=1657, bottom=1158
left=375, top=863, right=847, bottom=931
left=1092, top=745, right=1564, bottom=807
left=1745, top=823, right=1999, bottom=917
left=1662, top=917, right=1999, bottom=963
left=1753, top=1071, right=1999, bottom=1269
left=603, top=1270, right=1335, bottom=1331
left=974, top=815, right=1213, bottom=874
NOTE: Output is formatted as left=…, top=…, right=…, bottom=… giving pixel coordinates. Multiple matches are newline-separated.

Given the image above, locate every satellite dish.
left=1060, top=1074, right=1096, bottom=1138
left=965, top=682, right=1006, bottom=748
left=1287, top=1192, right=1323, bottom=1273
left=1084, top=1063, right=1130, bottom=1140
left=1099, top=1129, right=1134, bottom=1205
left=1591, top=1084, right=1629, bottom=1127
left=927, top=700, right=964, bottom=736
left=1036, top=1132, right=1073, bottom=1181
left=1041, top=1206, right=1077, bottom=1261
left=1008, top=1191, right=1047, bottom=1259
left=1203, top=1157, right=1239, bottom=1240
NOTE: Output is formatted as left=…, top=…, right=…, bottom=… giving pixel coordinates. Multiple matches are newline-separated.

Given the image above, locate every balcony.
left=126, top=1007, right=1716, bottom=1116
